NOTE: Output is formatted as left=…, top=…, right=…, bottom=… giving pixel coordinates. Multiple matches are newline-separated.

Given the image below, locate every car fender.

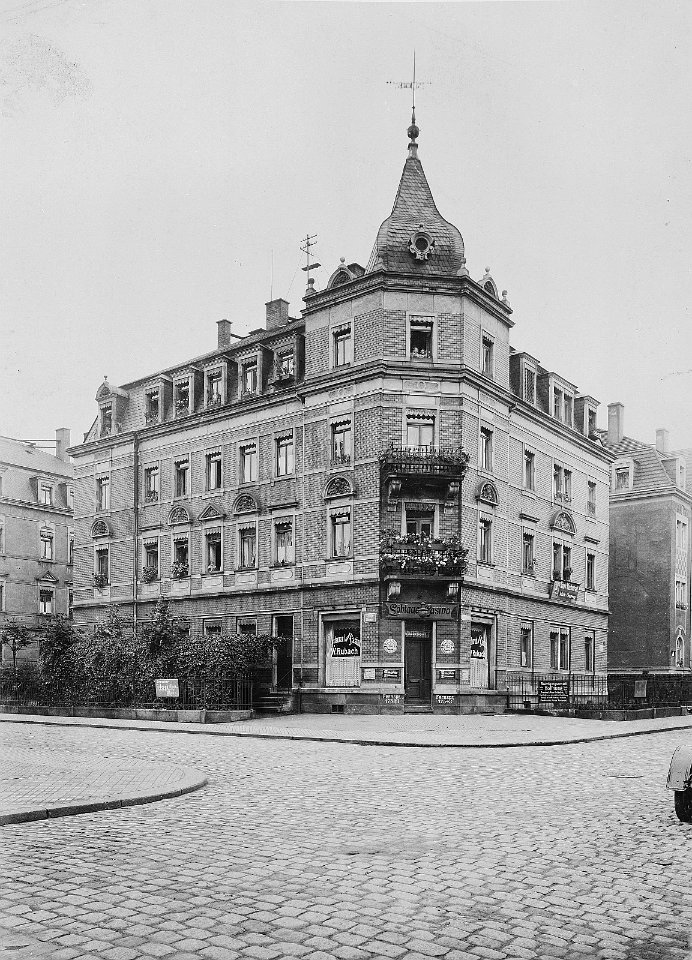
left=666, top=745, right=692, bottom=791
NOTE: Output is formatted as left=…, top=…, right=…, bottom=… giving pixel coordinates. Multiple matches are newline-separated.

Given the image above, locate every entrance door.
left=404, top=623, right=432, bottom=703
left=273, top=615, right=294, bottom=689
left=470, top=622, right=493, bottom=689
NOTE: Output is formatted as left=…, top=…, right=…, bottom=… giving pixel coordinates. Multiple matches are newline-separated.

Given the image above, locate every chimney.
left=265, top=298, right=290, bottom=330
left=55, top=428, right=70, bottom=462
left=607, top=403, right=624, bottom=444
left=656, top=428, right=670, bottom=455
left=217, top=319, right=232, bottom=349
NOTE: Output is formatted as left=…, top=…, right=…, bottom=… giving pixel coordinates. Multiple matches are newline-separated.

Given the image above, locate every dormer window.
left=587, top=408, right=597, bottom=437
left=409, top=317, right=434, bottom=360
left=678, top=460, right=687, bottom=490
left=145, top=390, right=160, bottom=424
left=563, top=394, right=573, bottom=428
left=241, top=360, right=258, bottom=396
left=275, top=352, right=294, bottom=380
left=100, top=405, right=113, bottom=437
left=523, top=367, right=536, bottom=405
left=39, top=483, right=53, bottom=506
left=207, top=371, right=223, bottom=407
left=174, top=380, right=190, bottom=416
left=612, top=459, right=634, bottom=492
left=553, top=388, right=562, bottom=421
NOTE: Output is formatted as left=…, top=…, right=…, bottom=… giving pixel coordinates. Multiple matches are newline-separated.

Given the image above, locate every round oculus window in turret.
left=408, top=230, right=436, bottom=261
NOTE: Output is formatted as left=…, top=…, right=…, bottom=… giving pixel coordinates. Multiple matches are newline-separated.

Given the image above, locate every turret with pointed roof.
left=366, top=115, right=467, bottom=278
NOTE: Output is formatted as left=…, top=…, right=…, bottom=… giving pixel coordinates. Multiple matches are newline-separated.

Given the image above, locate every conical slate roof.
left=365, top=127, right=466, bottom=277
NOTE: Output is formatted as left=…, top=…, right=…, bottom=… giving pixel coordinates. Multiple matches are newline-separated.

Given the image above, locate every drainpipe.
left=133, top=432, right=139, bottom=637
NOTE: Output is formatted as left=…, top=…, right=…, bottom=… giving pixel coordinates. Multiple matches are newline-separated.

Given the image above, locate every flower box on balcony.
left=171, top=562, right=189, bottom=580
left=141, top=566, right=159, bottom=583
left=93, top=574, right=109, bottom=589
left=379, top=534, right=468, bottom=578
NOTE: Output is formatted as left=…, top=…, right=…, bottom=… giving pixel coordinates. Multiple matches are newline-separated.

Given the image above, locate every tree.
left=1, top=621, right=35, bottom=690
left=39, top=615, right=82, bottom=698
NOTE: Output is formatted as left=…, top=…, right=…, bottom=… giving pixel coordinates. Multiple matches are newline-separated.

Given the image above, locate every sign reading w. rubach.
left=331, top=630, right=361, bottom=658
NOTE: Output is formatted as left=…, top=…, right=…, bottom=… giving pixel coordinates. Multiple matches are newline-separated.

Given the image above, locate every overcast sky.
left=0, top=0, right=690, bottom=452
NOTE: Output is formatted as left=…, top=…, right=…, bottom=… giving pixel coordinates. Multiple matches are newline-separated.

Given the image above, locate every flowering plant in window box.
left=175, top=398, right=190, bottom=414
left=93, top=573, right=109, bottom=588
left=144, top=491, right=159, bottom=503
left=207, top=395, right=222, bottom=407
left=379, top=533, right=468, bottom=577
left=141, top=565, right=159, bottom=583
left=171, top=561, right=189, bottom=579
left=145, top=412, right=159, bottom=425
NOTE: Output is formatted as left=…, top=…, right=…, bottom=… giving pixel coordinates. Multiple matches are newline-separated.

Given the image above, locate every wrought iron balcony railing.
left=379, top=443, right=469, bottom=478
left=379, top=535, right=468, bottom=578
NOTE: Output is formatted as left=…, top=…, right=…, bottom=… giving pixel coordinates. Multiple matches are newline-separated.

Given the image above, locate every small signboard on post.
left=538, top=679, right=569, bottom=704
left=634, top=680, right=647, bottom=699
left=155, top=678, right=180, bottom=699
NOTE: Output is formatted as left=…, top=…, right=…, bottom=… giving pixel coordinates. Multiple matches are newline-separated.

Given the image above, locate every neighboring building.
left=69, top=117, right=612, bottom=713
left=602, top=407, right=691, bottom=672
left=0, top=430, right=74, bottom=664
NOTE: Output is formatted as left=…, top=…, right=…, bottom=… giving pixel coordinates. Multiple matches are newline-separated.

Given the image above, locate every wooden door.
left=470, top=623, right=491, bottom=689
left=405, top=624, right=432, bottom=702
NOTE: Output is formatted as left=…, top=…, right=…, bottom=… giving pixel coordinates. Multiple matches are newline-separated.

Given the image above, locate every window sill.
left=477, top=561, right=495, bottom=568
left=522, top=489, right=537, bottom=499
left=522, top=569, right=537, bottom=577
left=328, top=555, right=353, bottom=562
left=203, top=570, right=223, bottom=577
left=274, top=473, right=295, bottom=482
left=271, top=563, right=295, bottom=569
left=236, top=567, right=257, bottom=574
left=202, top=489, right=225, bottom=498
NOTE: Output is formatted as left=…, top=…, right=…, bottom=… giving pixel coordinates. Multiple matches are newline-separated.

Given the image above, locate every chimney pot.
left=656, top=428, right=670, bottom=455
left=265, top=298, right=290, bottom=330
left=217, top=319, right=232, bottom=348
left=607, top=403, right=624, bottom=444
left=55, top=428, right=70, bottom=462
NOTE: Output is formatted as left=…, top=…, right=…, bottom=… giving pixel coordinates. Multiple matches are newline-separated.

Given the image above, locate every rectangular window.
left=240, top=444, right=257, bottom=483
left=175, top=380, right=190, bottom=415
left=174, top=460, right=189, bottom=498
left=615, top=467, right=630, bottom=491
left=276, top=436, right=294, bottom=477
left=144, top=466, right=159, bottom=502
left=204, top=619, right=222, bottom=637
left=239, top=527, right=257, bottom=569
left=333, top=328, right=352, bottom=366
left=406, top=417, right=434, bottom=449
left=206, top=452, right=222, bottom=491
left=40, top=529, right=53, bottom=560
left=40, top=483, right=53, bottom=505
left=550, top=630, right=570, bottom=671
left=242, top=361, right=258, bottom=395
left=96, top=475, right=110, bottom=511
left=553, top=464, right=562, bottom=500
left=524, top=367, right=536, bottom=404
left=205, top=530, right=222, bottom=572
left=520, top=624, right=533, bottom=668
left=587, top=480, right=597, bottom=516
left=522, top=531, right=535, bottom=573
left=406, top=507, right=435, bottom=539
left=588, top=408, right=597, bottom=436
left=67, top=486, right=74, bottom=511
left=68, top=534, right=74, bottom=566
left=238, top=620, right=257, bottom=636
left=331, top=509, right=352, bottom=558
left=332, top=421, right=352, bottom=465
left=479, top=516, right=492, bottom=565
left=277, top=353, right=294, bottom=378
left=68, top=591, right=73, bottom=620
left=552, top=541, right=572, bottom=581
left=173, top=537, right=189, bottom=576
left=586, top=552, right=596, bottom=591
left=39, top=589, right=53, bottom=616
left=553, top=464, right=571, bottom=501
left=410, top=318, right=434, bottom=359
left=524, top=450, right=535, bottom=491
left=585, top=634, right=595, bottom=673
left=563, top=545, right=572, bottom=581
left=100, top=404, right=113, bottom=437
left=275, top=520, right=294, bottom=566
left=563, top=394, right=573, bottom=428
left=553, top=388, right=562, bottom=421
left=0, top=525, right=3, bottom=555
left=480, top=427, right=493, bottom=472
left=675, top=580, right=687, bottom=609
left=145, top=390, right=160, bottom=423
left=207, top=371, right=223, bottom=406
left=143, top=540, right=159, bottom=578
left=563, top=469, right=572, bottom=503
left=676, top=518, right=688, bottom=553
left=481, top=336, right=494, bottom=377
left=95, top=546, right=109, bottom=580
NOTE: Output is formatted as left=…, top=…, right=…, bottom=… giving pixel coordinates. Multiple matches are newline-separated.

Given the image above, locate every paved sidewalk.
left=0, top=735, right=207, bottom=825
left=2, top=708, right=692, bottom=747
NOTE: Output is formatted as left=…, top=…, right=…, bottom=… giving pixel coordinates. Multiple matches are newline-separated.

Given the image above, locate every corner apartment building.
left=70, top=119, right=612, bottom=713
left=602, top=407, right=691, bottom=672
left=0, top=431, right=74, bottom=664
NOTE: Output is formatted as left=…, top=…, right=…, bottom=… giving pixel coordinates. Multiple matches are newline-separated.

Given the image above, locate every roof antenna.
left=386, top=52, right=429, bottom=157
left=300, top=233, right=321, bottom=298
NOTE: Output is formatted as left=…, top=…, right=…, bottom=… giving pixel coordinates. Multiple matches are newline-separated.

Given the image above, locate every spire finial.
left=407, top=51, right=420, bottom=157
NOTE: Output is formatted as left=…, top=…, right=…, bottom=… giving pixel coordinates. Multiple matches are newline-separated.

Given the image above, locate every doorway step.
left=254, top=691, right=294, bottom=714
left=403, top=704, right=434, bottom=714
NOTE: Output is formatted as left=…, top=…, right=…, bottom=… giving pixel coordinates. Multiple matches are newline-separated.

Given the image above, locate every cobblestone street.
left=1, top=721, right=692, bottom=960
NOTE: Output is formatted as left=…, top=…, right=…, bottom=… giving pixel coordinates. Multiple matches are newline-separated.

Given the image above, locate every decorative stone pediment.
left=324, top=475, right=354, bottom=500
left=91, top=519, right=110, bottom=538
left=480, top=268, right=498, bottom=298
left=551, top=510, right=576, bottom=535
left=168, top=506, right=191, bottom=526
left=95, top=379, right=128, bottom=402
left=198, top=503, right=225, bottom=522
left=233, top=493, right=259, bottom=515
left=37, top=570, right=59, bottom=584
left=476, top=480, right=499, bottom=507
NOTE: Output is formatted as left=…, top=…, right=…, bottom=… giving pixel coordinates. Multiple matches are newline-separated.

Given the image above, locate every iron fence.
left=507, top=670, right=692, bottom=713
left=0, top=672, right=253, bottom=711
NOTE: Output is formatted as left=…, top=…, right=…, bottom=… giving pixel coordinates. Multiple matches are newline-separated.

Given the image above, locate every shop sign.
left=382, top=694, right=403, bottom=703
left=438, top=669, right=457, bottom=681
left=155, top=678, right=179, bottom=698
left=362, top=668, right=376, bottom=681
left=538, top=679, right=569, bottom=703
left=331, top=630, right=361, bottom=658
left=634, top=680, right=647, bottom=698
left=436, top=695, right=456, bottom=704
left=364, top=612, right=378, bottom=624
left=383, top=637, right=398, bottom=654
left=550, top=581, right=579, bottom=602
left=438, top=637, right=454, bottom=654
left=382, top=668, right=401, bottom=681
left=386, top=601, right=458, bottom=621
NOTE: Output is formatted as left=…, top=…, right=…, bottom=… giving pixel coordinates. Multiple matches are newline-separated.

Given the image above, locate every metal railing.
left=507, top=670, right=692, bottom=713
left=0, top=673, right=254, bottom=711
left=380, top=443, right=468, bottom=476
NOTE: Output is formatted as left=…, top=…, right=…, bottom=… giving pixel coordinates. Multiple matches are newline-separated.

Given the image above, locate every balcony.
left=380, top=534, right=468, bottom=579
left=380, top=443, right=469, bottom=479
